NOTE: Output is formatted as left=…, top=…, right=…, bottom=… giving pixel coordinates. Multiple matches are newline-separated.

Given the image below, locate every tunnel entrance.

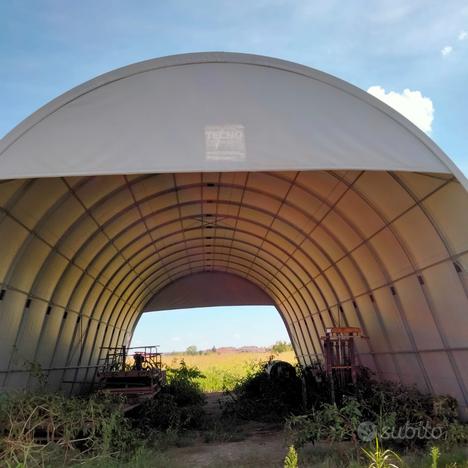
left=130, top=303, right=294, bottom=395
left=0, top=53, right=466, bottom=418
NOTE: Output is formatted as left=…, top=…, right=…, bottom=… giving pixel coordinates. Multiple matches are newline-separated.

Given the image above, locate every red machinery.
left=97, top=345, right=165, bottom=410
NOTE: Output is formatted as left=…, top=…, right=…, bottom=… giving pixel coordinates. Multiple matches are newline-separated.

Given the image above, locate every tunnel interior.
left=0, top=169, right=467, bottom=414
left=0, top=52, right=467, bottom=416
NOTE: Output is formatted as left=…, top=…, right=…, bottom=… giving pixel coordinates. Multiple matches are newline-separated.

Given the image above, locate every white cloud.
left=441, top=45, right=453, bottom=56
left=367, top=86, right=434, bottom=133
left=171, top=336, right=181, bottom=342
left=459, top=30, right=467, bottom=41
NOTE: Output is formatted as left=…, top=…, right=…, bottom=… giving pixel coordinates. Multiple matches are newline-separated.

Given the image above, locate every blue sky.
left=131, top=306, right=289, bottom=352
left=1, top=1, right=467, bottom=349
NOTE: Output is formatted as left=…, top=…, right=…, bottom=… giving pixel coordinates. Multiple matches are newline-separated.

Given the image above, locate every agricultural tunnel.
left=0, top=53, right=467, bottom=415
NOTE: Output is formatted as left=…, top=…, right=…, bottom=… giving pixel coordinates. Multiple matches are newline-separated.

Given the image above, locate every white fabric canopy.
left=143, top=271, right=274, bottom=311
left=0, top=53, right=465, bottom=186
left=0, top=53, right=467, bottom=417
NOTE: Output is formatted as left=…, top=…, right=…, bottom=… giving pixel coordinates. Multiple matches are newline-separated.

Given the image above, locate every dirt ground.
left=163, top=392, right=290, bottom=467
left=161, top=392, right=344, bottom=468
left=165, top=422, right=289, bottom=467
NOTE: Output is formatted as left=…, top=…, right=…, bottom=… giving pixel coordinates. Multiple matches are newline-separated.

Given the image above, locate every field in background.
left=162, top=350, right=297, bottom=392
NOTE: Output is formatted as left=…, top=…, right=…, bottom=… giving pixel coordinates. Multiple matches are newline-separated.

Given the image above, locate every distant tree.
left=272, top=341, right=293, bottom=354
left=211, top=346, right=217, bottom=353
left=185, top=345, right=198, bottom=355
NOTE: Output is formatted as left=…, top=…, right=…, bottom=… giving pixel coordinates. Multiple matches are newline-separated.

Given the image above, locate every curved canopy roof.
left=0, top=52, right=466, bottom=186
left=0, top=53, right=467, bottom=417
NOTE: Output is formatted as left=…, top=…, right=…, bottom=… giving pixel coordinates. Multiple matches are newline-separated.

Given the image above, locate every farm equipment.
left=96, top=345, right=165, bottom=411
left=321, top=327, right=365, bottom=402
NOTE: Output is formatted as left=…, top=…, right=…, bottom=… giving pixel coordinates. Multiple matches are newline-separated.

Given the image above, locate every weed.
left=285, top=397, right=363, bottom=447
left=223, top=359, right=303, bottom=422
left=0, top=391, right=140, bottom=466
left=431, top=446, right=440, bottom=468
left=361, top=438, right=401, bottom=468
left=125, top=359, right=208, bottom=453
left=284, top=445, right=298, bottom=468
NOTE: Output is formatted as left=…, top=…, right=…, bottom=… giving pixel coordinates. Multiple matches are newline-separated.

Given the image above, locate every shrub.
left=286, top=369, right=467, bottom=451
left=223, top=359, right=303, bottom=422
left=0, top=391, right=139, bottom=466
left=285, top=396, right=363, bottom=447
left=133, top=360, right=206, bottom=432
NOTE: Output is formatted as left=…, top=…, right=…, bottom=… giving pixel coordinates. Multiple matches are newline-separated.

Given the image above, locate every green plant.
left=430, top=446, right=440, bottom=468
left=361, top=438, right=401, bottom=468
left=444, top=421, right=468, bottom=448
left=133, top=361, right=206, bottom=433
left=284, top=445, right=298, bottom=468
left=0, top=391, right=140, bottom=467
left=223, top=359, right=303, bottom=422
left=285, top=397, right=363, bottom=447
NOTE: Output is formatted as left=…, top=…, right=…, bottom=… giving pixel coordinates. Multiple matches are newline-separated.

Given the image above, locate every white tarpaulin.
left=0, top=53, right=467, bottom=417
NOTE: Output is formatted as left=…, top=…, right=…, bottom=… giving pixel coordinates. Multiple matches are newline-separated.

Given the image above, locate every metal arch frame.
left=59, top=204, right=330, bottom=374
left=28, top=175, right=160, bottom=381
left=113, top=240, right=320, bottom=348
left=80, top=206, right=357, bottom=368
left=345, top=172, right=466, bottom=398
left=0, top=176, right=131, bottom=382
left=387, top=173, right=468, bottom=404
left=74, top=258, right=311, bottom=393
left=7, top=168, right=390, bottom=351
left=2, top=177, right=100, bottom=386
left=104, top=254, right=308, bottom=355
left=76, top=222, right=333, bottom=388
left=0, top=173, right=407, bottom=380
left=126, top=268, right=303, bottom=359
left=22, top=175, right=156, bottom=385
left=92, top=186, right=402, bottom=370
left=276, top=171, right=404, bottom=379
left=287, top=171, right=462, bottom=392
left=91, top=233, right=325, bottom=342
left=93, top=215, right=335, bottom=367
left=0, top=168, right=464, bottom=398
left=123, top=256, right=310, bottom=350
left=0, top=176, right=442, bottom=344
left=128, top=267, right=304, bottom=362
left=68, top=237, right=322, bottom=387
left=0, top=190, right=142, bottom=385
left=330, top=172, right=455, bottom=395
left=62, top=185, right=370, bottom=324
left=123, top=174, right=174, bottom=283
left=64, top=215, right=325, bottom=375
left=389, top=173, right=467, bottom=302
left=114, top=172, right=468, bottom=392
left=283, top=250, right=468, bottom=325
left=45, top=174, right=380, bottom=382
